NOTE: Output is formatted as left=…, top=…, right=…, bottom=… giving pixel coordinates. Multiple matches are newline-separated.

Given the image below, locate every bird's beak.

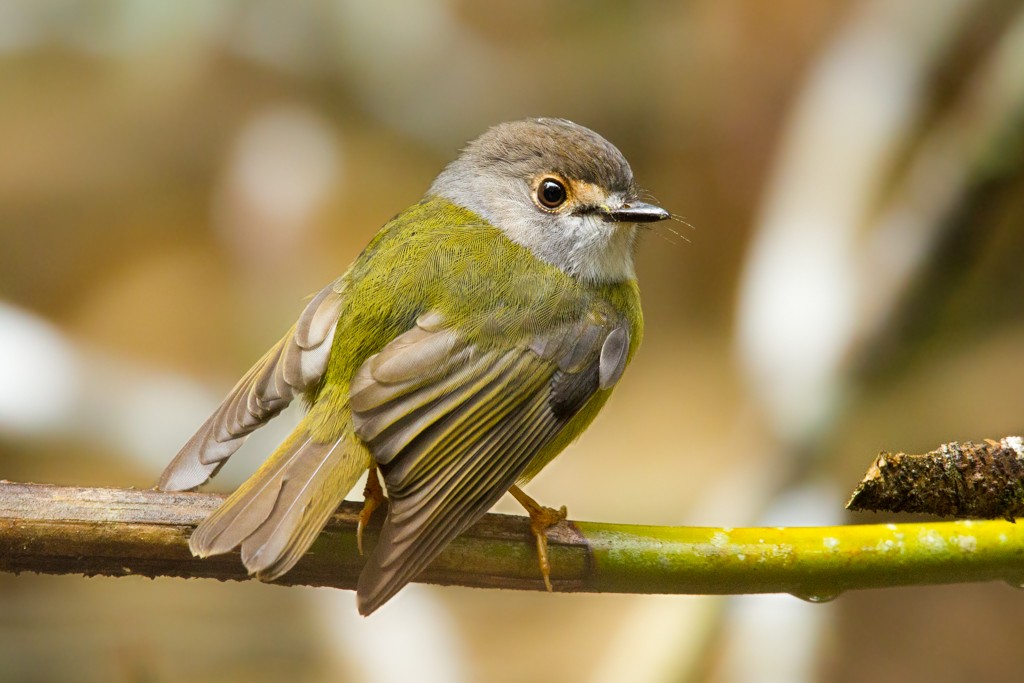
left=600, top=200, right=670, bottom=223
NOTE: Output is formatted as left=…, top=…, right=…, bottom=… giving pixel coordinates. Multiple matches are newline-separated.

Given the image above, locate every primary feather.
left=158, top=281, right=344, bottom=492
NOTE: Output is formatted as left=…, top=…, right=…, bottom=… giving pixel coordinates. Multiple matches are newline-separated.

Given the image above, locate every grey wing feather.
left=352, top=311, right=631, bottom=615
left=157, top=280, right=345, bottom=491
left=598, top=326, right=630, bottom=388
left=548, top=362, right=600, bottom=419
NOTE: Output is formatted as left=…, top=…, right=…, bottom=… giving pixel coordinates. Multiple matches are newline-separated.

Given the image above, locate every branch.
left=3, top=481, right=1024, bottom=599
left=848, top=437, right=1024, bottom=519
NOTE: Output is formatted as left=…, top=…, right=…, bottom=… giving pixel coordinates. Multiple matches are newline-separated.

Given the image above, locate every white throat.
left=509, top=211, right=638, bottom=284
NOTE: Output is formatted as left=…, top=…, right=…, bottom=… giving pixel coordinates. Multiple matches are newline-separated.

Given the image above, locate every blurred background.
left=2, top=0, right=1024, bottom=681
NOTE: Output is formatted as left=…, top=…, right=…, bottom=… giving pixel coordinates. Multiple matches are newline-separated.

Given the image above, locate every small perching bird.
left=158, top=118, right=670, bottom=615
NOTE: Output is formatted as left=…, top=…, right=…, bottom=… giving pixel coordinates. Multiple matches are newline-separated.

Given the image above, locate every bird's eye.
left=537, top=178, right=567, bottom=209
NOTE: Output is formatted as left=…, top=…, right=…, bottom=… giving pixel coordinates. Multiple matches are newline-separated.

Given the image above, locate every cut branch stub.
left=847, top=437, right=1024, bottom=519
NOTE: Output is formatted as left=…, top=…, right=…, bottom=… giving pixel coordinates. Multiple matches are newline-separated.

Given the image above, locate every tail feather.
left=188, top=430, right=312, bottom=558
left=242, top=437, right=362, bottom=580
left=188, top=419, right=370, bottom=579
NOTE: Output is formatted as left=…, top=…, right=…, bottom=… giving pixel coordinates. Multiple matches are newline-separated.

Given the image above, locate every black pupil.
left=540, top=180, right=565, bottom=206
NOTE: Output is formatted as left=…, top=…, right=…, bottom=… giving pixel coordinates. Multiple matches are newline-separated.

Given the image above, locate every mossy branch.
left=3, top=481, right=1024, bottom=599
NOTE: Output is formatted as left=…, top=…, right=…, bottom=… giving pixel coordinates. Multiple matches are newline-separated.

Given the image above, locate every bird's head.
left=430, top=118, right=669, bottom=284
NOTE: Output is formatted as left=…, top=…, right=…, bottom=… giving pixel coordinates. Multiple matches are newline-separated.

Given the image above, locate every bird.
left=157, top=117, right=670, bottom=615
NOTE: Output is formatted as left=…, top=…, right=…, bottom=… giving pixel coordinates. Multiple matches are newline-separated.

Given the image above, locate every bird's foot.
left=357, top=464, right=387, bottom=556
left=509, top=485, right=567, bottom=592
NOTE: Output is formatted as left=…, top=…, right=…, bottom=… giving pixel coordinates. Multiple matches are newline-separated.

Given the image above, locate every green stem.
left=575, top=520, right=1024, bottom=600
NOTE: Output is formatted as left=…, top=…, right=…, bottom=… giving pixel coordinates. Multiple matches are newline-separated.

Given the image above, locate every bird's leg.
left=357, top=463, right=387, bottom=556
left=508, top=485, right=567, bottom=592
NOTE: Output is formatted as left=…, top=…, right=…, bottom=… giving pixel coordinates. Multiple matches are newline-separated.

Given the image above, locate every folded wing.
left=352, top=309, right=630, bottom=615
